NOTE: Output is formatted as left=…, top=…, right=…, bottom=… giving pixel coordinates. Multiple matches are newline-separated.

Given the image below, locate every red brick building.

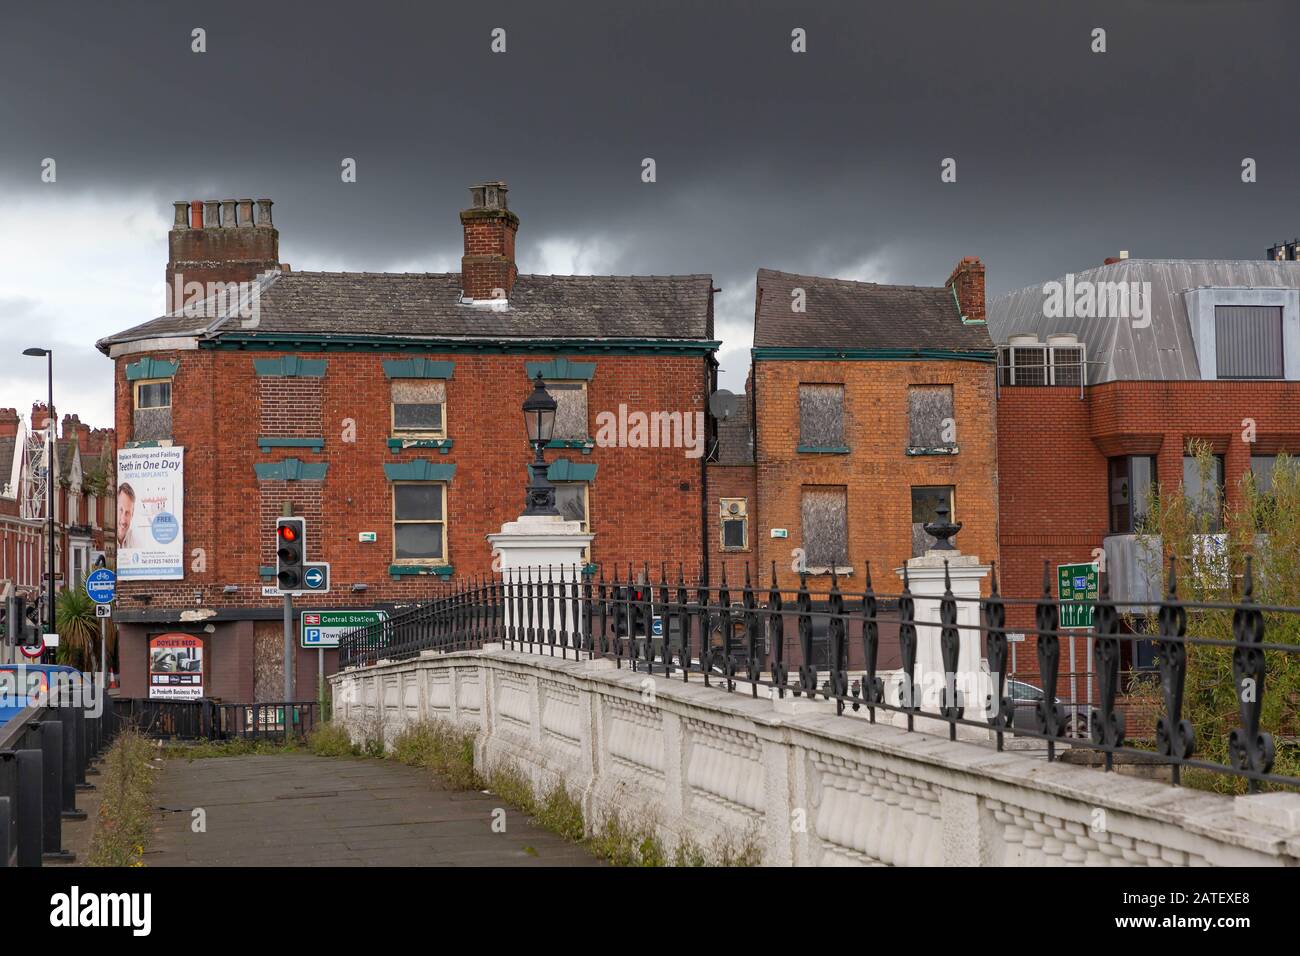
left=748, top=259, right=1000, bottom=598
left=990, top=257, right=1300, bottom=692
left=96, top=183, right=719, bottom=701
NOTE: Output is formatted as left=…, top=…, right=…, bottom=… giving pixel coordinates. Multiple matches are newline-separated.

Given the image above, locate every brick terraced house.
left=97, top=183, right=719, bottom=701
left=749, top=258, right=1000, bottom=598
left=990, top=255, right=1300, bottom=703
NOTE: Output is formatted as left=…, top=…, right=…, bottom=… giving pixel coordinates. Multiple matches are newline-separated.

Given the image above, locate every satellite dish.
left=708, top=389, right=738, bottom=421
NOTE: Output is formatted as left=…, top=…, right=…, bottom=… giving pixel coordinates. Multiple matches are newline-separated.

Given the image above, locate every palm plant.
left=55, top=587, right=101, bottom=672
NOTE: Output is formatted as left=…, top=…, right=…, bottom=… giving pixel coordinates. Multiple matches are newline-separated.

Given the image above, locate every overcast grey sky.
left=1, top=0, right=1296, bottom=428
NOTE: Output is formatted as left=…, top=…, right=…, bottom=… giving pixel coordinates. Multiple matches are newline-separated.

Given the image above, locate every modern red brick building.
left=97, top=183, right=719, bottom=701
left=990, top=256, right=1300, bottom=692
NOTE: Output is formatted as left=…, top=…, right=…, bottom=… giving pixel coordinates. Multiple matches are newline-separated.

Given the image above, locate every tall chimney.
left=31, top=403, right=55, bottom=434
left=946, top=256, right=986, bottom=324
left=460, top=182, right=518, bottom=302
left=166, top=197, right=281, bottom=313
left=0, top=408, right=18, bottom=438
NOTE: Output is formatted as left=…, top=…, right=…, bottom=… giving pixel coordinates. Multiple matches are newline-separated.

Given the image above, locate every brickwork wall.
left=113, top=349, right=710, bottom=613
left=753, top=358, right=1000, bottom=596
left=996, top=378, right=1300, bottom=686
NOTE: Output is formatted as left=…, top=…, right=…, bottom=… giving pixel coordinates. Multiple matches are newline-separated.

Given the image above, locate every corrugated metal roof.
left=987, top=259, right=1300, bottom=382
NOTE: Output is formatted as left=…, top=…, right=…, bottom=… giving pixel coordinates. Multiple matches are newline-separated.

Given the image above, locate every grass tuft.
left=88, top=729, right=157, bottom=867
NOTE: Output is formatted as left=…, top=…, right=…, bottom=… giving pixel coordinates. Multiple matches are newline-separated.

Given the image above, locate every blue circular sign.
left=85, top=568, right=116, bottom=604
left=151, top=511, right=179, bottom=544
left=304, top=567, right=325, bottom=589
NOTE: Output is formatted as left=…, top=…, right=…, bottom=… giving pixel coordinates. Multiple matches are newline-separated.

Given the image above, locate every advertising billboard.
left=148, top=633, right=204, bottom=700
left=116, top=446, right=184, bottom=580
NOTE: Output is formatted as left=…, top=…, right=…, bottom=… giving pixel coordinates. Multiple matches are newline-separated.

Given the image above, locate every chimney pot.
left=173, top=202, right=190, bottom=229
left=190, top=200, right=203, bottom=229
left=220, top=200, right=238, bottom=228
left=256, top=198, right=274, bottom=227
left=237, top=199, right=254, bottom=226
left=203, top=201, right=220, bottom=228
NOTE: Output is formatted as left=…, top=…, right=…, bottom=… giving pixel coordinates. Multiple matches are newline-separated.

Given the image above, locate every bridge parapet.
left=329, top=648, right=1300, bottom=867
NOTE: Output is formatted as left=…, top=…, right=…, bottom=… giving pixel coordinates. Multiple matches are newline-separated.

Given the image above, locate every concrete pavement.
left=147, top=753, right=599, bottom=866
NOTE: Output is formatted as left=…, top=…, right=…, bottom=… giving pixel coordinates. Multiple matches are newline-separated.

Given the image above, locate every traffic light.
left=276, top=517, right=306, bottom=591
left=611, top=585, right=648, bottom=636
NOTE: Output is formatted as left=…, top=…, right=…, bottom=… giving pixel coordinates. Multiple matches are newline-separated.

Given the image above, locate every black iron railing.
left=0, top=692, right=121, bottom=867
left=336, top=558, right=1300, bottom=792
left=114, top=698, right=319, bottom=742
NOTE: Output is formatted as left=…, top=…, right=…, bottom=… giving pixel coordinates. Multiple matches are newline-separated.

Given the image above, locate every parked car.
left=1004, top=679, right=1089, bottom=738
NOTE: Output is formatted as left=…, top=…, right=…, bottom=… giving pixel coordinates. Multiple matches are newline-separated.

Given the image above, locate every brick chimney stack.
left=31, top=403, right=55, bottom=434
left=460, top=182, right=519, bottom=302
left=0, top=409, right=18, bottom=438
left=166, top=197, right=280, bottom=313
left=946, top=256, right=986, bottom=325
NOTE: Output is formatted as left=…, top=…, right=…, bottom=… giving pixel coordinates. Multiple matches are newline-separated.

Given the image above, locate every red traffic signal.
left=278, top=525, right=298, bottom=543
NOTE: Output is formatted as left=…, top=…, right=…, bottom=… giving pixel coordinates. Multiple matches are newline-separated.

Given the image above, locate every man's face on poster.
left=117, top=491, right=134, bottom=543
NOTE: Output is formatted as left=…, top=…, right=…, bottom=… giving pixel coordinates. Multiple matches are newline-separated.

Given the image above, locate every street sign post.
left=300, top=610, right=387, bottom=649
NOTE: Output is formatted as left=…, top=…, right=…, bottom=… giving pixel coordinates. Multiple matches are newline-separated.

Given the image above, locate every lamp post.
left=22, top=347, right=54, bottom=660
left=522, top=372, right=559, bottom=516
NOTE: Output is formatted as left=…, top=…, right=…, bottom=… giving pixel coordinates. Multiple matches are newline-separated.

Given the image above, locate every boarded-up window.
left=1215, top=306, right=1283, bottom=379
left=798, top=385, right=845, bottom=448
left=391, top=380, right=446, bottom=435
left=907, top=386, right=954, bottom=449
left=547, top=382, right=588, bottom=440
left=911, top=485, right=954, bottom=557
left=801, top=487, right=848, bottom=569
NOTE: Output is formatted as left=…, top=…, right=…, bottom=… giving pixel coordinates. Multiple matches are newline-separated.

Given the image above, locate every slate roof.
left=986, top=259, right=1300, bottom=382
left=753, top=268, right=993, bottom=351
left=97, top=270, right=715, bottom=351
left=714, top=392, right=753, bottom=465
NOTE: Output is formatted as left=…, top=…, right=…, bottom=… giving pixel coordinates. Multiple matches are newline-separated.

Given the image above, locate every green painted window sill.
left=389, top=564, right=454, bottom=578
left=124, top=440, right=170, bottom=449
left=259, top=565, right=275, bottom=578
left=258, top=437, right=325, bottom=452
left=547, top=438, right=595, bottom=454
left=796, top=445, right=850, bottom=455
left=906, top=446, right=959, bottom=456
left=387, top=437, right=453, bottom=453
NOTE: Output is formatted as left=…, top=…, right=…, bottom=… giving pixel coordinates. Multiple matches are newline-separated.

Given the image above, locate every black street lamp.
left=522, top=371, right=559, bottom=517
left=22, top=347, right=54, bottom=657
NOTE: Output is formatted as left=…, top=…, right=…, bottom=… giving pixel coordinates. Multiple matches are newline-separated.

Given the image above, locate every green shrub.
left=308, top=722, right=358, bottom=757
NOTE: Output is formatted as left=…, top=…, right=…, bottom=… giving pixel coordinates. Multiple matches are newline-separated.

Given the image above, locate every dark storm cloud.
left=2, top=0, right=1297, bottom=394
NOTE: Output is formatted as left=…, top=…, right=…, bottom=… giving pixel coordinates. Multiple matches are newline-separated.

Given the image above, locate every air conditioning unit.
left=1001, top=334, right=1047, bottom=386
left=1047, top=333, right=1086, bottom=387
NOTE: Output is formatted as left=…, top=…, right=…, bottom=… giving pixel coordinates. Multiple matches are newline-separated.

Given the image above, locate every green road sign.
left=1057, top=563, right=1099, bottom=629
left=300, top=609, right=387, bottom=648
